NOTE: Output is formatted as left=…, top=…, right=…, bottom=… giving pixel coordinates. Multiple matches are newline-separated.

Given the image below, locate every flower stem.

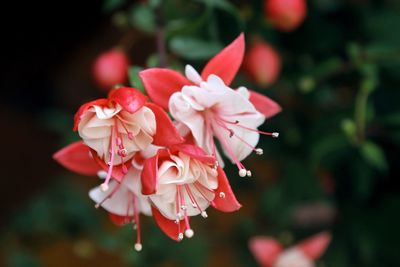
left=154, top=5, right=167, bottom=67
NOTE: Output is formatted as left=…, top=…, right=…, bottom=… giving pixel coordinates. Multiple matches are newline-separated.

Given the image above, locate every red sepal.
left=211, top=167, right=242, bottom=212
left=53, top=141, right=100, bottom=176
left=249, top=90, right=281, bottom=118
left=296, top=232, right=331, bottom=260
left=73, top=98, right=108, bottom=131
left=248, top=237, right=283, bottom=267
left=146, top=102, right=185, bottom=146
left=108, top=87, right=147, bottom=114
left=152, top=206, right=186, bottom=242
left=108, top=213, right=134, bottom=226
left=141, top=152, right=159, bottom=195
left=139, top=68, right=191, bottom=110
left=201, top=33, right=245, bottom=86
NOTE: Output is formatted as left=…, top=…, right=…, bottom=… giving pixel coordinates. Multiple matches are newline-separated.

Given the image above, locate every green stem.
left=355, top=88, right=369, bottom=144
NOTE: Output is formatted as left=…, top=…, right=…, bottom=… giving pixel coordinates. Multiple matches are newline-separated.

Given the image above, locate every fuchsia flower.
left=54, top=141, right=156, bottom=251
left=140, top=33, right=281, bottom=177
left=73, top=87, right=183, bottom=191
left=249, top=232, right=331, bottom=267
left=140, top=144, right=241, bottom=241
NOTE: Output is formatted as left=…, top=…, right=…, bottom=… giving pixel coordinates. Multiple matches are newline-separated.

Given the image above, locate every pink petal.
left=152, top=206, right=186, bottom=242
left=172, top=144, right=216, bottom=165
left=249, top=90, right=282, bottom=118
left=92, top=153, right=126, bottom=182
left=108, top=87, right=147, bottom=113
left=140, top=152, right=159, bottom=195
left=139, top=68, right=191, bottom=110
left=296, top=232, right=332, bottom=260
left=108, top=213, right=133, bottom=226
left=211, top=167, right=242, bottom=212
left=146, top=103, right=185, bottom=146
left=53, top=141, right=100, bottom=176
left=73, top=98, right=108, bottom=131
left=201, top=33, right=245, bottom=86
left=248, top=237, right=283, bottom=267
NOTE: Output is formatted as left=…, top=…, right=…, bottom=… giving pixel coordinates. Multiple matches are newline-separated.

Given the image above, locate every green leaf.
left=128, top=66, right=145, bottom=93
left=169, top=37, right=223, bottom=60
left=130, top=4, right=156, bottom=33
left=360, top=141, right=388, bottom=171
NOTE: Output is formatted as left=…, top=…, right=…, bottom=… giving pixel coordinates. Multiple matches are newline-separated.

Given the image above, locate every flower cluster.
left=53, top=33, right=281, bottom=251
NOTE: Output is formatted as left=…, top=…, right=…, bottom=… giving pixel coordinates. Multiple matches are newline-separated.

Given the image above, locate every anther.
left=219, top=192, right=226, bottom=198
left=134, top=243, right=142, bottom=252
left=255, top=148, right=263, bottom=155
left=246, top=170, right=252, bottom=177
left=185, top=229, right=194, bottom=238
left=122, top=164, right=128, bottom=174
left=181, top=205, right=187, bottom=210
left=272, top=132, right=279, bottom=138
left=100, top=183, right=109, bottom=192
left=201, top=211, right=208, bottom=218
left=178, top=233, right=184, bottom=240
left=229, top=129, right=234, bottom=138
left=97, top=170, right=107, bottom=179
left=116, top=137, right=122, bottom=146
left=128, top=132, right=134, bottom=140
left=239, top=169, right=247, bottom=177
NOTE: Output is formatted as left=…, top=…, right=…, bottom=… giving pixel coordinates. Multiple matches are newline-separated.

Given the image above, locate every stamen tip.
left=178, top=233, right=184, bottom=240
left=100, top=183, right=109, bottom=192
left=201, top=211, right=208, bottom=218
left=238, top=169, right=247, bottom=177
left=272, top=132, right=279, bottom=138
left=134, top=243, right=142, bottom=252
left=185, top=229, right=194, bottom=238
left=246, top=170, right=252, bottom=177
left=219, top=192, right=226, bottom=198
left=255, top=148, right=264, bottom=155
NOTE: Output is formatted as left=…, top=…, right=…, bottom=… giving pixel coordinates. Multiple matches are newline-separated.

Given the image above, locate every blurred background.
left=1, top=0, right=400, bottom=266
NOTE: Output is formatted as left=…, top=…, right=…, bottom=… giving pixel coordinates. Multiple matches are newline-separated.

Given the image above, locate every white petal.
left=185, top=64, right=202, bottom=85
left=89, top=181, right=132, bottom=216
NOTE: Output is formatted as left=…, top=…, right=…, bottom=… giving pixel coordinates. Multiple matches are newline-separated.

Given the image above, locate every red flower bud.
left=243, top=42, right=281, bottom=87
left=92, top=49, right=130, bottom=90
left=265, top=0, right=307, bottom=32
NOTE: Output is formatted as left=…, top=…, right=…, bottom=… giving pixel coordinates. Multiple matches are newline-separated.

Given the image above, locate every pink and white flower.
left=89, top=168, right=151, bottom=251
left=140, top=144, right=241, bottom=241
left=140, top=33, right=281, bottom=177
left=73, top=87, right=184, bottom=190
left=249, top=232, right=331, bottom=267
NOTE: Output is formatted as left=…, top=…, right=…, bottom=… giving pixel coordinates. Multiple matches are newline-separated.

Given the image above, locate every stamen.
left=238, top=169, right=247, bottom=177
left=184, top=185, right=205, bottom=217
left=255, top=148, right=263, bottom=155
left=132, top=194, right=142, bottom=252
left=101, top=125, right=116, bottom=192
left=219, top=117, right=279, bottom=138
left=95, top=182, right=121, bottom=208
left=116, top=115, right=135, bottom=140
left=178, top=186, right=194, bottom=239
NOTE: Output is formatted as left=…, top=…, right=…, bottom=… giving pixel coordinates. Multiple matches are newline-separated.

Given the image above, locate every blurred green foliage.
left=3, top=0, right=400, bottom=266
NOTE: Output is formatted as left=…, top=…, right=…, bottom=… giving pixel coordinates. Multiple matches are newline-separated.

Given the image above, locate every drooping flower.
left=140, top=34, right=281, bottom=177
left=54, top=141, right=156, bottom=251
left=92, top=48, right=130, bottom=90
left=89, top=168, right=151, bottom=251
left=264, top=0, right=307, bottom=32
left=249, top=232, right=331, bottom=267
left=73, top=87, right=184, bottom=191
left=140, top=144, right=241, bottom=241
left=243, top=41, right=281, bottom=87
